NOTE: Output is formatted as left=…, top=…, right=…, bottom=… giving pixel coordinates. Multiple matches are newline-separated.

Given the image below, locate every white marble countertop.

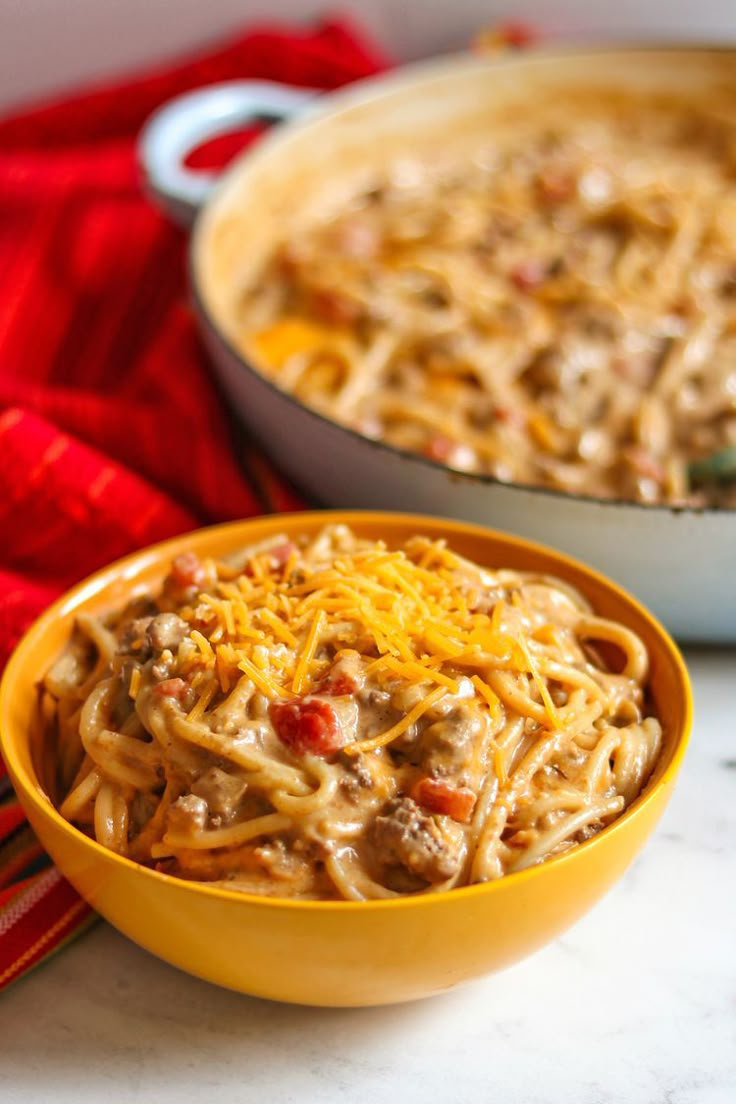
left=2, top=647, right=734, bottom=1104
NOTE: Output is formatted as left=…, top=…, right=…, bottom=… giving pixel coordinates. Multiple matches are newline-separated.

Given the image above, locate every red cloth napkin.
left=0, top=16, right=388, bottom=991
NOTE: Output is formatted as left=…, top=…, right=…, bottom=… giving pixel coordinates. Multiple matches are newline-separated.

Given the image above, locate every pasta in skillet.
left=46, top=526, right=662, bottom=899
left=240, top=89, right=736, bottom=507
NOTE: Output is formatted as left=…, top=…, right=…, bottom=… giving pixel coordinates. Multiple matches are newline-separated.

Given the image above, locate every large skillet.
left=140, top=45, right=736, bottom=642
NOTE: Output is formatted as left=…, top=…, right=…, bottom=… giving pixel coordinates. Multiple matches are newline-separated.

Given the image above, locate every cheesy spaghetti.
left=46, top=526, right=662, bottom=899
left=239, top=89, right=736, bottom=507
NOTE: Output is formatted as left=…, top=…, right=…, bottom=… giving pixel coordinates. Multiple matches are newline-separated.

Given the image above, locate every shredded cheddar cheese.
left=187, top=680, right=216, bottom=723
left=370, top=654, right=460, bottom=694
left=128, top=666, right=141, bottom=700
left=171, top=535, right=563, bottom=736
left=292, top=608, right=326, bottom=693
left=190, top=629, right=214, bottom=664
left=250, top=317, right=337, bottom=370
left=470, top=674, right=502, bottom=722
left=236, top=655, right=287, bottom=700
left=346, top=685, right=447, bottom=755
left=518, top=632, right=561, bottom=729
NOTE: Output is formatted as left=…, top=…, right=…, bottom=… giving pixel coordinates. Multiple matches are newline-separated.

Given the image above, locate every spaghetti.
left=239, top=88, right=736, bottom=507
left=46, top=526, right=662, bottom=899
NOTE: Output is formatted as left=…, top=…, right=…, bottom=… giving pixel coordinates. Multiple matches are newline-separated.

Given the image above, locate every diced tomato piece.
left=244, top=540, right=296, bottom=579
left=473, top=21, right=537, bottom=53
left=510, top=259, right=548, bottom=292
left=492, top=404, right=527, bottom=430
left=320, top=674, right=358, bottom=696
left=625, top=446, right=665, bottom=483
left=536, top=169, right=576, bottom=205
left=310, top=287, right=360, bottom=325
left=424, top=434, right=456, bottom=463
left=318, top=651, right=365, bottom=696
left=269, top=540, right=296, bottom=568
left=154, top=678, right=188, bottom=699
left=320, top=671, right=361, bottom=696
left=170, top=552, right=207, bottom=590
left=242, top=557, right=259, bottom=579
left=190, top=610, right=216, bottom=632
left=497, top=21, right=537, bottom=48
left=269, top=697, right=345, bottom=756
left=411, top=777, right=477, bottom=823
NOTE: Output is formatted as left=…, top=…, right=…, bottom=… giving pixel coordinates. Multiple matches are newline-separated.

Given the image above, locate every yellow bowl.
left=0, top=511, right=692, bottom=1006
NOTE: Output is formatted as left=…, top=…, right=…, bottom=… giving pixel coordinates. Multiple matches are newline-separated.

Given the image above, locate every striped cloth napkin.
left=0, top=16, right=387, bottom=991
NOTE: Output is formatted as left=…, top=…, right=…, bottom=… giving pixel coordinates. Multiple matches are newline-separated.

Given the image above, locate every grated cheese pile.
left=171, top=535, right=561, bottom=748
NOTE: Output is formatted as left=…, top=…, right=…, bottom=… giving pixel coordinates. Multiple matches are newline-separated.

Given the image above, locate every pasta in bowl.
left=0, top=513, right=691, bottom=1004
left=51, top=525, right=661, bottom=899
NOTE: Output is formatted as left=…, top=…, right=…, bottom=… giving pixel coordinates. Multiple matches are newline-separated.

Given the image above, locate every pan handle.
left=139, top=80, right=317, bottom=227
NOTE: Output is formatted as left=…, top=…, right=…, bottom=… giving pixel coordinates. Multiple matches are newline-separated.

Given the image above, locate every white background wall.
left=2, top=0, right=736, bottom=111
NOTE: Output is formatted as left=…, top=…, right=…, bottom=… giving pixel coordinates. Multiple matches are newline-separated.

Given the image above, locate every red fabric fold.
left=0, top=16, right=389, bottom=990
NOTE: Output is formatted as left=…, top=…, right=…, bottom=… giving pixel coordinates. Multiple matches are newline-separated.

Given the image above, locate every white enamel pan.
left=139, top=45, right=736, bottom=642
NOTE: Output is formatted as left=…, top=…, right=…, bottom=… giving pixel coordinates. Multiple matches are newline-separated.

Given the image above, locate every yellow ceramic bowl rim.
left=0, top=510, right=693, bottom=913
